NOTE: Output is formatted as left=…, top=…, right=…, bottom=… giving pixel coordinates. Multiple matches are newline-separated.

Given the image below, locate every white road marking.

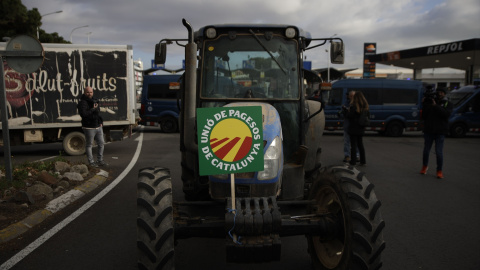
left=0, top=130, right=144, bottom=270
left=35, top=156, right=58, bottom=162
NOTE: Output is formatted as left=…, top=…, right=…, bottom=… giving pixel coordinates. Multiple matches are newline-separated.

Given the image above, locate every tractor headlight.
left=206, top=28, right=217, bottom=39
left=258, top=136, right=282, bottom=180
left=285, top=27, right=296, bottom=38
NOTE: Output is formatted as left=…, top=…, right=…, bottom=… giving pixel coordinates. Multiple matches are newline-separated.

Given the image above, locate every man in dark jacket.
left=77, top=87, right=107, bottom=167
left=420, top=87, right=452, bottom=178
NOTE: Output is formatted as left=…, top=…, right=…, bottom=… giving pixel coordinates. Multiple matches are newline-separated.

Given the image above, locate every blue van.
left=139, top=74, right=182, bottom=133
left=447, top=85, right=480, bottom=137
left=325, top=79, right=426, bottom=136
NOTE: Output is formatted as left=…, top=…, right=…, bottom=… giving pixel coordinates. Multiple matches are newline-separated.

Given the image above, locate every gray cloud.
left=24, top=0, right=480, bottom=72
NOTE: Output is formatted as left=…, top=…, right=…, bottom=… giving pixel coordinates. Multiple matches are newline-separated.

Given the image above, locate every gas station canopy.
left=368, top=38, right=480, bottom=83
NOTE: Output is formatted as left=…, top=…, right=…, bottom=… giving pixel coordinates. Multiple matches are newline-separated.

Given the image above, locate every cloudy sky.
left=22, top=0, right=480, bottom=73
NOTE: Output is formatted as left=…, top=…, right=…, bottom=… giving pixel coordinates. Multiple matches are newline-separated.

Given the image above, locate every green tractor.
left=137, top=19, right=385, bottom=269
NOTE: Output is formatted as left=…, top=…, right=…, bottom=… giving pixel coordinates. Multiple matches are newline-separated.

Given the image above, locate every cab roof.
left=194, top=24, right=311, bottom=40
left=452, top=85, right=480, bottom=93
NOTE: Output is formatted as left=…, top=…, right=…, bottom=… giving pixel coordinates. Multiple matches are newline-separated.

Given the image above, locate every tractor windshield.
left=200, top=33, right=301, bottom=162
left=200, top=34, right=299, bottom=100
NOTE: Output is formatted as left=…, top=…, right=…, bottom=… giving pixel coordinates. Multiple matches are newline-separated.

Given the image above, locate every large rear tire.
left=137, top=167, right=175, bottom=270
left=307, top=165, right=385, bottom=270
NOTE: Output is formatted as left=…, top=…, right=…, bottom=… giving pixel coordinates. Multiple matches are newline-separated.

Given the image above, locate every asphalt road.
left=1, top=128, right=479, bottom=269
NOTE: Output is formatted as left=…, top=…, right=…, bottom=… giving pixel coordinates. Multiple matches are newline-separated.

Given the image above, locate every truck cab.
left=139, top=74, right=182, bottom=133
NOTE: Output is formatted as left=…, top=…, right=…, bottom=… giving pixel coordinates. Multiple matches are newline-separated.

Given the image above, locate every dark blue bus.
left=139, top=74, right=182, bottom=133
left=325, top=79, right=426, bottom=136
left=448, top=85, right=480, bottom=137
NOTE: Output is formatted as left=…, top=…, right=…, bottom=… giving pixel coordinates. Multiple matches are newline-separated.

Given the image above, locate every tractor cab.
left=156, top=22, right=344, bottom=200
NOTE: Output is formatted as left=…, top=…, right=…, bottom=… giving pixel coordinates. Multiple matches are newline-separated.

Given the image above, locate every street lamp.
left=37, top=10, right=63, bottom=39
left=86, top=32, right=92, bottom=44
left=70, top=25, right=89, bottom=43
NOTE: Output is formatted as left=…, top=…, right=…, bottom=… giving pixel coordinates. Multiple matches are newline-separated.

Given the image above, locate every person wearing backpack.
left=346, top=91, right=370, bottom=166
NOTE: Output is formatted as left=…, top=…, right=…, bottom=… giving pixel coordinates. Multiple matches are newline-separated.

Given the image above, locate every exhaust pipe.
left=182, top=19, right=198, bottom=153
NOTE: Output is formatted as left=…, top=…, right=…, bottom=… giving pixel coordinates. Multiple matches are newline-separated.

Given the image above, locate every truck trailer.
left=1, top=43, right=137, bottom=155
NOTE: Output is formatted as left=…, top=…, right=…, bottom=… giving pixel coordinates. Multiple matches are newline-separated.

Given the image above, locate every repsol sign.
left=427, top=42, right=463, bottom=55
left=196, top=106, right=264, bottom=176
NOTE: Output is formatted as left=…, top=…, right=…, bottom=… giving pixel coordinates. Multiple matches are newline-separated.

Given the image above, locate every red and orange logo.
left=197, top=106, right=264, bottom=176
left=210, top=118, right=252, bottom=162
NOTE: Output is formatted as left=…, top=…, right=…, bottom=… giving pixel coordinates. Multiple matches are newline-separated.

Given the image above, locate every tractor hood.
left=224, top=102, right=283, bottom=145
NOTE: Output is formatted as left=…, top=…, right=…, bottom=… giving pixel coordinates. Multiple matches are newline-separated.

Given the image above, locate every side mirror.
left=154, top=42, right=167, bottom=65
left=330, top=41, right=344, bottom=64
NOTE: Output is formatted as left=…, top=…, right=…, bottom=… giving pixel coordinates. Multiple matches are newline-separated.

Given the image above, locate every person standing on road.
left=420, top=87, right=453, bottom=179
left=77, top=86, right=108, bottom=167
left=346, top=91, right=369, bottom=166
left=340, top=91, right=356, bottom=163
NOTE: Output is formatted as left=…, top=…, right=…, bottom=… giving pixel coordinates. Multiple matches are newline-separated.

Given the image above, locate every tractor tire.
left=307, top=165, right=385, bottom=270
left=161, top=117, right=178, bottom=133
left=63, top=131, right=86, bottom=156
left=137, top=167, right=175, bottom=270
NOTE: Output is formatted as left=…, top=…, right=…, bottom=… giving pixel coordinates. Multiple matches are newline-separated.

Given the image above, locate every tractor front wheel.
left=137, top=167, right=175, bottom=270
left=306, top=165, right=385, bottom=270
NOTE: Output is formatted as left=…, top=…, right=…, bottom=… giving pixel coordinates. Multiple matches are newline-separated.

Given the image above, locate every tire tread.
left=307, top=165, right=385, bottom=270
left=137, top=167, right=175, bottom=270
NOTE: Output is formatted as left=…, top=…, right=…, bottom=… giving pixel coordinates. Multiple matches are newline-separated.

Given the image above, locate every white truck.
left=1, top=43, right=137, bottom=155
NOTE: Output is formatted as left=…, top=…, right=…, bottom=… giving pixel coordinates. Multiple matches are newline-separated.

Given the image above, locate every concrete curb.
left=0, top=170, right=109, bottom=244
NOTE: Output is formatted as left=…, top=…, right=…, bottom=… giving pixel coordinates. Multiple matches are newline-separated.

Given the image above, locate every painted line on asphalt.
left=0, top=128, right=144, bottom=270
left=35, top=156, right=58, bottom=162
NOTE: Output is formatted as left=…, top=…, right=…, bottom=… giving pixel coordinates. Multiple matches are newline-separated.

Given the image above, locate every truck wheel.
left=63, top=131, right=86, bottom=156
left=161, top=117, right=178, bottom=133
left=450, top=123, right=467, bottom=138
left=386, top=121, right=403, bottom=137
left=306, top=165, right=385, bottom=270
left=137, top=167, right=175, bottom=270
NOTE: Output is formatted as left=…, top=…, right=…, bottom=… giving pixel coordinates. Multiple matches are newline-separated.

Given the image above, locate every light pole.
left=70, top=25, right=89, bottom=43
left=37, top=10, right=63, bottom=40
left=86, top=32, right=92, bottom=44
